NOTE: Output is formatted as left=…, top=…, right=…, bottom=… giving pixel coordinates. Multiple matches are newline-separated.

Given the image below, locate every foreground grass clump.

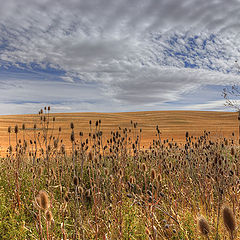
left=1, top=107, right=240, bottom=239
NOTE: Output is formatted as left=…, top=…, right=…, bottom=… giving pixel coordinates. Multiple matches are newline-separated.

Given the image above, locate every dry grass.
left=0, top=108, right=240, bottom=239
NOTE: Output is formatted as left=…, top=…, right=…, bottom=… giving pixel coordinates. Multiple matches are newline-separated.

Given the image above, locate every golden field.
left=0, top=110, right=238, bottom=155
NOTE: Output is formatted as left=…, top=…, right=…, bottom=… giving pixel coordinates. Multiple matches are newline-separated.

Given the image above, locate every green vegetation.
left=0, top=107, right=239, bottom=239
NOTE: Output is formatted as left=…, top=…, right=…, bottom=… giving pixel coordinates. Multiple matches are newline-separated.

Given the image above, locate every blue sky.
left=0, top=0, right=240, bottom=114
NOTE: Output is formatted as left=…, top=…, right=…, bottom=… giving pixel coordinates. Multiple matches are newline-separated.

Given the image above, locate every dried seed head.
left=9, top=145, right=13, bottom=152
left=94, top=157, right=98, bottom=165
left=104, top=168, right=109, bottom=176
left=64, top=192, right=70, bottom=202
left=86, top=189, right=91, bottom=198
left=38, top=190, right=50, bottom=210
left=142, top=163, right=147, bottom=172
left=70, top=122, right=74, bottom=129
left=54, top=139, right=58, bottom=148
left=197, top=215, right=210, bottom=236
left=14, top=125, right=19, bottom=134
left=61, top=145, right=65, bottom=154
left=88, top=151, right=93, bottom=161
left=8, top=126, right=11, bottom=133
left=38, top=166, right=43, bottom=176
left=151, top=168, right=156, bottom=181
left=78, top=186, right=84, bottom=195
left=119, top=168, right=124, bottom=178
left=45, top=210, right=53, bottom=222
left=222, top=206, right=236, bottom=234
left=73, top=176, right=78, bottom=186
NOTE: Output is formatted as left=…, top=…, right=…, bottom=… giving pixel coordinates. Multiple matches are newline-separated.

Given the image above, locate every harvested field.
left=0, top=111, right=238, bottom=156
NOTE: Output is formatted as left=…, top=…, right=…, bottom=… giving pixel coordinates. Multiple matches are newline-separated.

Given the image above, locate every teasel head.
left=94, top=156, right=99, bottom=165
left=9, top=145, right=13, bottom=153
left=104, top=168, right=109, bottom=176
left=85, top=189, right=91, bottom=198
left=38, top=166, right=43, bottom=176
left=45, top=210, right=53, bottom=223
left=197, top=215, right=210, bottom=237
left=8, top=126, right=11, bottom=133
left=37, top=190, right=50, bottom=210
left=151, top=168, right=156, bottom=181
left=70, top=122, right=74, bottom=129
left=78, top=186, right=84, bottom=195
left=142, top=163, right=147, bottom=172
left=73, top=175, right=79, bottom=186
left=61, top=145, right=65, bottom=154
left=14, top=125, right=19, bottom=134
left=47, top=145, right=51, bottom=152
left=118, top=168, right=124, bottom=179
left=54, top=139, right=58, bottom=148
left=64, top=191, right=70, bottom=202
left=222, top=206, right=236, bottom=237
left=88, top=151, right=93, bottom=161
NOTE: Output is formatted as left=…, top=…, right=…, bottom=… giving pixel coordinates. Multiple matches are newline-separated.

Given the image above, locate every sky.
left=1, top=0, right=240, bottom=114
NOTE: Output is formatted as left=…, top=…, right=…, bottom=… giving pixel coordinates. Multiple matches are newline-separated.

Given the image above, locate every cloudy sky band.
left=0, top=0, right=240, bottom=114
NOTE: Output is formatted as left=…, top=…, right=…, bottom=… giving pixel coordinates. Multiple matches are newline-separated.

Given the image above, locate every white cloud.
left=60, top=76, right=74, bottom=83
left=0, top=0, right=240, bottom=113
left=182, top=100, right=233, bottom=111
